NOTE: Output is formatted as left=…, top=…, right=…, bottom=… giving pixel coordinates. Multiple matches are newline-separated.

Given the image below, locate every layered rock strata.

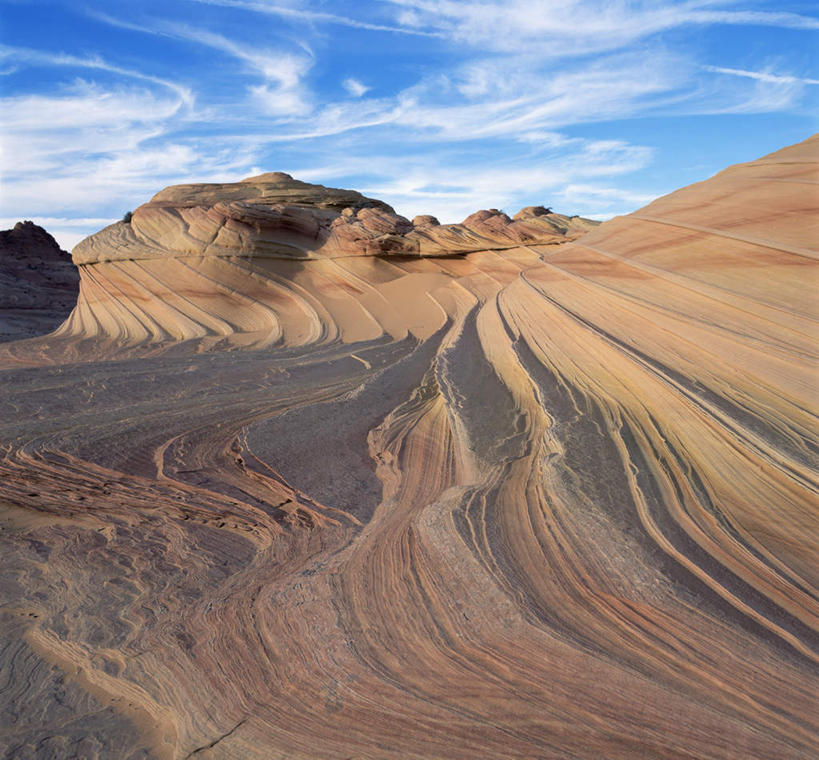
left=25, top=174, right=593, bottom=354
left=73, top=172, right=595, bottom=264
left=0, top=138, right=816, bottom=759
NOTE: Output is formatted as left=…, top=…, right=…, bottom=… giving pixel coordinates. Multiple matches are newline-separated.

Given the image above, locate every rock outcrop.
left=73, top=172, right=595, bottom=265
left=36, top=173, right=596, bottom=351
left=0, top=138, right=816, bottom=760
left=0, top=221, right=79, bottom=342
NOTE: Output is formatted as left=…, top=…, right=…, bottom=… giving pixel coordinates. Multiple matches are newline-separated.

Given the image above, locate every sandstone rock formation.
left=0, top=221, right=79, bottom=342
left=0, top=137, right=816, bottom=759
left=73, top=173, right=594, bottom=266
left=11, top=173, right=591, bottom=355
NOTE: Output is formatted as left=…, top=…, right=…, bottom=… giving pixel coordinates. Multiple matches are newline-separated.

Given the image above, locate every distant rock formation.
left=0, top=221, right=79, bottom=342
left=48, top=173, right=596, bottom=350
left=73, top=172, right=596, bottom=265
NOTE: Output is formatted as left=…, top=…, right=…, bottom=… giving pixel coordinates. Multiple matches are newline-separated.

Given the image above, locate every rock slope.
left=0, top=222, right=79, bottom=342
left=0, top=137, right=816, bottom=759
left=37, top=172, right=593, bottom=356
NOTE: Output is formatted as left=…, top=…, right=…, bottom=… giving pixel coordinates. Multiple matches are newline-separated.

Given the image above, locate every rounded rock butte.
left=51, top=173, right=596, bottom=350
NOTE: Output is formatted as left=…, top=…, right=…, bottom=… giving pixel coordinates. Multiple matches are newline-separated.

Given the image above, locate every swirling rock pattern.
left=0, top=137, right=817, bottom=759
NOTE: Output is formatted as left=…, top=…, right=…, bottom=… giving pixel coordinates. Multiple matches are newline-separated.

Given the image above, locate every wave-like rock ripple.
left=0, top=137, right=817, bottom=759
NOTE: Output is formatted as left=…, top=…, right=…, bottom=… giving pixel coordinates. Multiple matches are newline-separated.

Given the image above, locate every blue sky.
left=1, top=0, right=817, bottom=250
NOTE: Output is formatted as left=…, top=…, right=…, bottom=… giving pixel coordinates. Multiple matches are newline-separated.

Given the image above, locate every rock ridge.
left=73, top=173, right=597, bottom=265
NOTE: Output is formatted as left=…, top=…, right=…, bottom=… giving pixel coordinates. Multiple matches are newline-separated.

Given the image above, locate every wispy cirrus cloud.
left=0, top=47, right=256, bottom=233
left=698, top=62, right=819, bottom=113
left=382, top=0, right=819, bottom=53
left=232, top=48, right=686, bottom=146
left=86, top=12, right=314, bottom=116
left=168, top=25, right=313, bottom=115
left=705, top=65, right=819, bottom=86
left=188, top=0, right=444, bottom=36
left=684, top=9, right=819, bottom=31
left=286, top=135, right=656, bottom=222
left=0, top=44, right=194, bottom=104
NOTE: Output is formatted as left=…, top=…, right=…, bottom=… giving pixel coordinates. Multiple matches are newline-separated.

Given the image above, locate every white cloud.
left=0, top=79, right=192, bottom=192
left=2, top=137, right=258, bottom=218
left=382, top=1, right=819, bottom=54
left=2, top=83, right=183, bottom=132
left=583, top=212, right=619, bottom=221
left=249, top=82, right=311, bottom=116
left=705, top=65, right=819, bottom=86
left=0, top=44, right=194, bottom=105
left=159, top=24, right=313, bottom=115
left=343, top=78, right=370, bottom=97
left=0, top=69, right=258, bottom=225
left=51, top=231, right=93, bottom=252
left=86, top=15, right=315, bottom=117
left=0, top=27, right=313, bottom=227
left=288, top=135, right=655, bottom=222
left=694, top=64, right=816, bottom=114
left=188, top=0, right=444, bottom=37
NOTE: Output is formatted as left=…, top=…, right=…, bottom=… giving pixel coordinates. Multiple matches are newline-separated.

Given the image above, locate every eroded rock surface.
left=21, top=173, right=593, bottom=353
left=0, top=138, right=817, bottom=759
left=0, top=222, right=79, bottom=342
left=72, top=172, right=595, bottom=265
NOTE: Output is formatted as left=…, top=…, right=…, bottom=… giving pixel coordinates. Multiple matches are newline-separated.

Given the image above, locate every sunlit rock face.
left=38, top=172, right=595, bottom=353
left=0, top=137, right=816, bottom=760
left=73, top=171, right=595, bottom=265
